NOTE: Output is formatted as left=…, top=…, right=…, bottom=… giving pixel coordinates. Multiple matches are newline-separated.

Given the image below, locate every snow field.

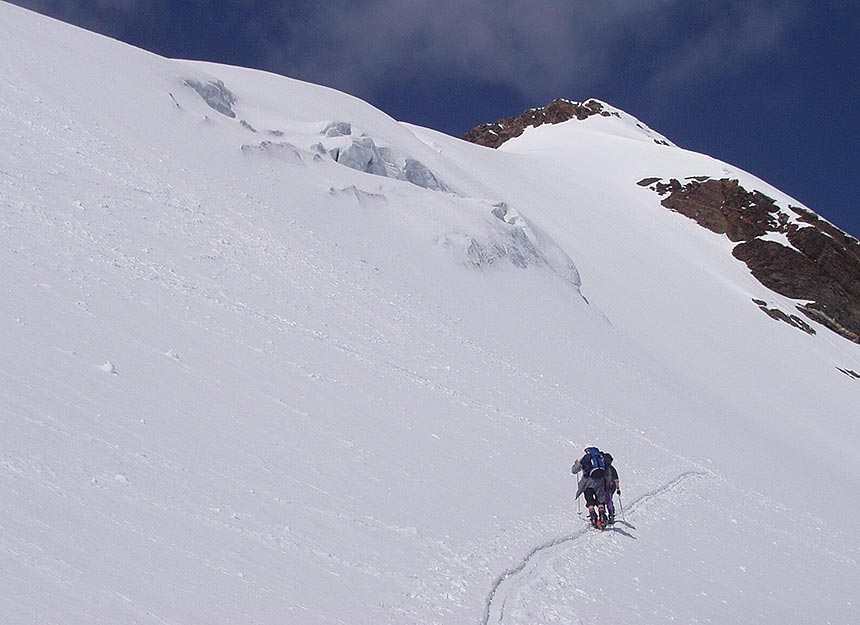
left=2, top=3, right=860, bottom=624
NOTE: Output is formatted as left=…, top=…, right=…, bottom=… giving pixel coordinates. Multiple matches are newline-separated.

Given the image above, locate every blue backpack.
left=582, top=447, right=606, bottom=478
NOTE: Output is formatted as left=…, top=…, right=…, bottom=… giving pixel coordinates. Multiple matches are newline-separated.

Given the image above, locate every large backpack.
left=582, top=447, right=606, bottom=479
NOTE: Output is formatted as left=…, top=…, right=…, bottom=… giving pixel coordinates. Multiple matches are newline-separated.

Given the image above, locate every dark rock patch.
left=796, top=304, right=860, bottom=343
left=655, top=178, right=779, bottom=242
left=732, top=240, right=821, bottom=298
left=642, top=177, right=860, bottom=344
left=752, top=299, right=816, bottom=335
left=462, top=99, right=618, bottom=149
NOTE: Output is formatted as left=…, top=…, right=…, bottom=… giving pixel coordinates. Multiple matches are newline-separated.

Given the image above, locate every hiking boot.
left=589, top=511, right=598, bottom=527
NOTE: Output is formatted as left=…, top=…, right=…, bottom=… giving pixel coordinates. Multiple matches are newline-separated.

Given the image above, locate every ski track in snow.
left=482, top=470, right=710, bottom=625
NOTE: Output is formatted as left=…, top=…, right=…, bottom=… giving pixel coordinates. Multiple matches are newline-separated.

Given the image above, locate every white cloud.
left=261, top=0, right=800, bottom=104
left=644, top=3, right=797, bottom=95
left=11, top=0, right=802, bottom=109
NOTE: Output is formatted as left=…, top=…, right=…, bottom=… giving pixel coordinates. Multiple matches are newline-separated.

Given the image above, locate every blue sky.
left=10, top=0, right=860, bottom=236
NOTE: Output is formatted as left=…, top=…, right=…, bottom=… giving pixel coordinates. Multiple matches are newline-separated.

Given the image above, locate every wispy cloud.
left=257, top=0, right=801, bottom=104
left=11, top=0, right=802, bottom=108
left=260, top=0, right=646, bottom=98
left=643, top=3, right=798, bottom=96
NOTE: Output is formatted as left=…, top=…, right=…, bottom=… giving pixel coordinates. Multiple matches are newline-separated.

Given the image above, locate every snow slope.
left=2, top=3, right=859, bottom=624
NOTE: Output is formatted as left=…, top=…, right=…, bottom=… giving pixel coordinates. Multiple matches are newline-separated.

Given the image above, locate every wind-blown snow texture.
left=2, top=3, right=859, bottom=624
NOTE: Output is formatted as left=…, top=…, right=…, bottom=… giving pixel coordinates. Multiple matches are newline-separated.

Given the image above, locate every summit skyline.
left=9, top=0, right=859, bottom=236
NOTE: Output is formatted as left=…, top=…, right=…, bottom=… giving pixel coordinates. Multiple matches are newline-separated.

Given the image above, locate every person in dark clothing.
left=572, top=447, right=609, bottom=528
left=602, top=452, right=621, bottom=524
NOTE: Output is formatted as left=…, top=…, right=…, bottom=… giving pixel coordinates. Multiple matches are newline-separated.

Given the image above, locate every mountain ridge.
left=462, top=97, right=674, bottom=148
left=465, top=96, right=860, bottom=346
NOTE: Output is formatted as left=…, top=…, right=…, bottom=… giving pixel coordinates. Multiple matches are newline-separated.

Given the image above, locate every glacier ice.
left=183, top=78, right=237, bottom=118
left=322, top=121, right=352, bottom=137
left=333, top=138, right=389, bottom=177
left=404, top=158, right=448, bottom=192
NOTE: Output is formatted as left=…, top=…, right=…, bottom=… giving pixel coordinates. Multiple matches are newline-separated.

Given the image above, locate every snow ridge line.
left=481, top=470, right=710, bottom=625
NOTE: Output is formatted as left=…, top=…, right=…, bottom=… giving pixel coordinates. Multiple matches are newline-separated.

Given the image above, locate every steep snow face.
left=448, top=117, right=860, bottom=489
left=2, top=3, right=860, bottom=625
left=572, top=98, right=675, bottom=146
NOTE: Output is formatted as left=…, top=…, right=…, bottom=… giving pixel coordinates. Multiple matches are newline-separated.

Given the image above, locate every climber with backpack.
left=602, top=452, right=621, bottom=524
left=572, top=446, right=609, bottom=529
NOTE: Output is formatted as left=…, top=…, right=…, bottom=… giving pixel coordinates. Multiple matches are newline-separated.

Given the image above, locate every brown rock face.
left=752, top=299, right=816, bottom=335
left=462, top=99, right=616, bottom=148
left=656, top=178, right=779, bottom=242
left=641, top=177, right=860, bottom=344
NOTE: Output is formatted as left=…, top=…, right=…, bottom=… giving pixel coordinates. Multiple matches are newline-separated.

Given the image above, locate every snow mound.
left=240, top=140, right=308, bottom=165
left=323, top=132, right=451, bottom=192
left=440, top=201, right=582, bottom=289
left=183, top=78, right=237, bottom=118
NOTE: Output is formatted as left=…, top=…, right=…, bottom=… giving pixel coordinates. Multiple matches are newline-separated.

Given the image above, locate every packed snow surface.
left=2, top=3, right=859, bottom=624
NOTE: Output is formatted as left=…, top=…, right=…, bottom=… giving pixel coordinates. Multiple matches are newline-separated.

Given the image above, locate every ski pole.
left=618, top=493, right=625, bottom=522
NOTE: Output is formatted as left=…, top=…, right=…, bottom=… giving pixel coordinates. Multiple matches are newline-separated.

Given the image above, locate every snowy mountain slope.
left=2, top=3, right=860, bottom=625
left=414, top=117, right=860, bottom=484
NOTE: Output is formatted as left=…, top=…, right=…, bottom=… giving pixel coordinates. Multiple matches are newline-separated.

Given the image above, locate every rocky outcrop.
left=838, top=368, right=860, bottom=379
left=752, top=299, right=816, bottom=335
left=462, top=99, right=617, bottom=148
left=641, top=177, right=860, bottom=344
left=653, top=178, right=781, bottom=242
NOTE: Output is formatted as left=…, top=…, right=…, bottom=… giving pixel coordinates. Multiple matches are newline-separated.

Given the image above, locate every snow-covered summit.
left=2, top=3, right=860, bottom=625
left=463, top=97, right=674, bottom=149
